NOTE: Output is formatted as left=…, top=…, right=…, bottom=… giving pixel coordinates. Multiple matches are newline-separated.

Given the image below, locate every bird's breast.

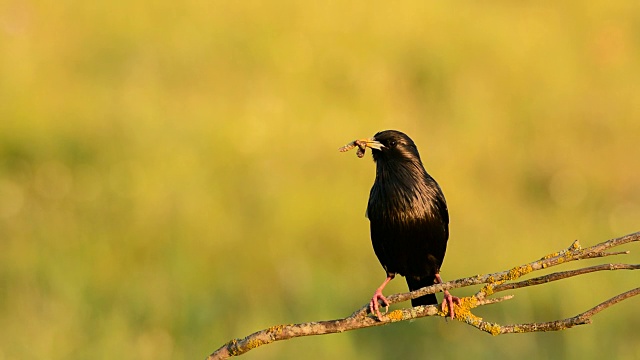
left=367, top=180, right=436, bottom=225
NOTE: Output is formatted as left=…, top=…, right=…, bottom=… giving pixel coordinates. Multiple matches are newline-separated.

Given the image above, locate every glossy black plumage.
left=365, top=130, right=449, bottom=307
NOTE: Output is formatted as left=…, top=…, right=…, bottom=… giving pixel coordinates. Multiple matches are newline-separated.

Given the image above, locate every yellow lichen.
left=481, top=283, right=496, bottom=296
left=564, top=250, right=576, bottom=260
left=452, top=298, right=505, bottom=335
left=267, top=324, right=286, bottom=335
left=443, top=296, right=479, bottom=320
left=460, top=296, right=479, bottom=310
left=446, top=296, right=507, bottom=335
left=386, top=310, right=404, bottom=322
left=245, top=338, right=269, bottom=350
left=506, top=264, right=533, bottom=280
left=513, top=325, right=526, bottom=333
left=226, top=339, right=241, bottom=356
left=464, top=312, right=483, bottom=326
left=542, top=251, right=561, bottom=260
left=482, top=322, right=503, bottom=336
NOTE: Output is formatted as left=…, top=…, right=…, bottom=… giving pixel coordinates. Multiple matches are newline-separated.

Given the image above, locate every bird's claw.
left=369, top=290, right=390, bottom=320
left=441, top=290, right=462, bottom=319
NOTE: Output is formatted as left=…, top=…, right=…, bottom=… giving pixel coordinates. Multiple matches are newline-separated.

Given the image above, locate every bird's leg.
left=435, top=273, right=461, bottom=319
left=369, top=274, right=395, bottom=320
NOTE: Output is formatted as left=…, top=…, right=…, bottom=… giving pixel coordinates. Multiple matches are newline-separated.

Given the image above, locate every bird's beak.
left=359, top=138, right=385, bottom=150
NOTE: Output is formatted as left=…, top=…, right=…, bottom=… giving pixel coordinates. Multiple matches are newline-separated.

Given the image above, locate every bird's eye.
left=389, top=140, right=397, bottom=147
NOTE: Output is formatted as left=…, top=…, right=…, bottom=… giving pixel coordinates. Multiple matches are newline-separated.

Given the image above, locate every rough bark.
left=208, top=231, right=640, bottom=360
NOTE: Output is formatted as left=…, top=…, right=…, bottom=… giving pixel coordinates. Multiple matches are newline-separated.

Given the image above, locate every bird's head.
left=368, top=130, right=422, bottom=163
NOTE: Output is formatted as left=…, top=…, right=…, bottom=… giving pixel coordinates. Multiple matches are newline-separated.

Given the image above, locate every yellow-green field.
left=1, top=1, right=639, bottom=359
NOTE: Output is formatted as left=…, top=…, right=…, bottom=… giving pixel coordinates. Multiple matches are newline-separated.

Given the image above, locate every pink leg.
left=435, top=273, right=461, bottom=319
left=369, top=275, right=394, bottom=320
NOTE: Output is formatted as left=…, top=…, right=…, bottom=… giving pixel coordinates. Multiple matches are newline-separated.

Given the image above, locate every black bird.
left=341, top=130, right=459, bottom=319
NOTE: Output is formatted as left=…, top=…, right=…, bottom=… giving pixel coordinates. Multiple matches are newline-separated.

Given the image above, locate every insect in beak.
left=339, top=138, right=385, bottom=158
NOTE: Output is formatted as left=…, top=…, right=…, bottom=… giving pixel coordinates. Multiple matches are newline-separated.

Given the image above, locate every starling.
left=341, top=130, right=459, bottom=319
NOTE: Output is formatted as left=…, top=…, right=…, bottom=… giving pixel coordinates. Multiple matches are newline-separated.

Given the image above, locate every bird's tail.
left=406, top=276, right=438, bottom=306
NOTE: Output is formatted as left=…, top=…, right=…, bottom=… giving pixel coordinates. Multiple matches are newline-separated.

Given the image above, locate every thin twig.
left=491, top=263, right=640, bottom=293
left=482, top=288, right=640, bottom=335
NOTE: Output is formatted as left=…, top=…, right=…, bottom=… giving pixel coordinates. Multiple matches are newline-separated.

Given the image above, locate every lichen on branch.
left=208, top=231, right=640, bottom=360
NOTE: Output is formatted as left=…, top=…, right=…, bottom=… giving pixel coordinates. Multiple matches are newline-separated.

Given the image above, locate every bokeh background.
left=1, top=1, right=639, bottom=359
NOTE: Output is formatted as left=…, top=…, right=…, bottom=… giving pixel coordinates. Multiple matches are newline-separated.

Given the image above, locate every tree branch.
left=207, top=231, right=640, bottom=360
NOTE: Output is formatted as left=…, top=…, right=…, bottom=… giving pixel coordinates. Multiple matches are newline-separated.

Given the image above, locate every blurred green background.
left=1, top=1, right=639, bottom=359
